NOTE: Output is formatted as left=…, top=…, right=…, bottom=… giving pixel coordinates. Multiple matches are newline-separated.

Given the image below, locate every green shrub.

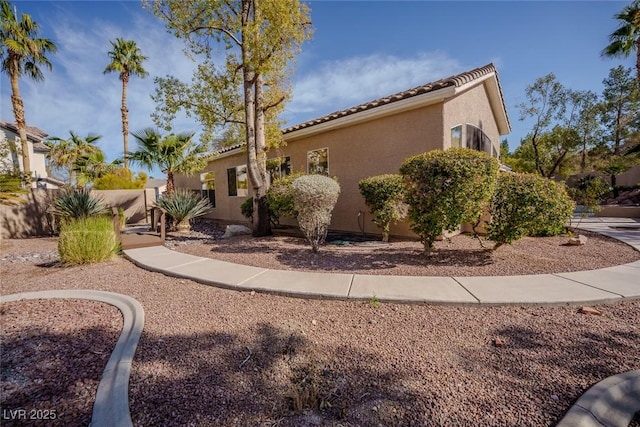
left=50, top=187, right=109, bottom=222
left=93, top=168, right=148, bottom=190
left=0, top=172, right=28, bottom=206
left=58, top=216, right=119, bottom=264
left=267, top=171, right=306, bottom=223
left=155, top=189, right=211, bottom=231
left=358, top=174, right=407, bottom=242
left=292, top=175, right=341, bottom=252
left=241, top=197, right=254, bottom=221
left=399, top=148, right=499, bottom=252
left=488, top=173, right=575, bottom=249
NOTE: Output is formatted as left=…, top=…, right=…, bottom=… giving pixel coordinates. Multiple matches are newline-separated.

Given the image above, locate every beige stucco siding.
left=442, top=83, right=501, bottom=156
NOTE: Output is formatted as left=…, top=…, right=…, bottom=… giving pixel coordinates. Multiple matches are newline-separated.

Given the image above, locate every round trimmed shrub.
left=267, top=171, right=306, bottom=223
left=292, top=175, right=341, bottom=252
left=399, top=148, right=499, bottom=252
left=58, top=216, right=119, bottom=264
left=358, top=174, right=407, bottom=242
left=488, top=172, right=575, bottom=250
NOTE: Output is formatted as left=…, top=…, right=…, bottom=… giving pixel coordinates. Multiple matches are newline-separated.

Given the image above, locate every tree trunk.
left=121, top=74, right=130, bottom=170
left=9, top=70, right=31, bottom=184
left=611, top=174, right=618, bottom=198
left=250, top=74, right=271, bottom=237
left=166, top=170, right=175, bottom=194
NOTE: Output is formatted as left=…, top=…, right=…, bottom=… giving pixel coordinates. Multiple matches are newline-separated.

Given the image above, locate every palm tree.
left=603, top=0, right=640, bottom=83
left=45, top=131, right=102, bottom=188
left=129, top=128, right=208, bottom=194
left=104, top=38, right=148, bottom=170
left=0, top=0, right=57, bottom=183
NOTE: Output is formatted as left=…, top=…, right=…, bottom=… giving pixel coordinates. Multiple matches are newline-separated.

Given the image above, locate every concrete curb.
left=556, top=370, right=640, bottom=427
left=0, top=290, right=144, bottom=427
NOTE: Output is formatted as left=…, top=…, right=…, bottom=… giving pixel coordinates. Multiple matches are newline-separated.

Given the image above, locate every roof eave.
left=284, top=86, right=456, bottom=142
left=453, top=71, right=511, bottom=135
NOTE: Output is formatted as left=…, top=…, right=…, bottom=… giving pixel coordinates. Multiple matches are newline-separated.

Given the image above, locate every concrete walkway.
left=124, top=216, right=640, bottom=305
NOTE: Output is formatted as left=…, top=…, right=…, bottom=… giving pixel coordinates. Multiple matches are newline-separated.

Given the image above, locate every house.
left=0, top=120, right=61, bottom=188
left=175, top=63, right=511, bottom=238
left=145, top=178, right=168, bottom=201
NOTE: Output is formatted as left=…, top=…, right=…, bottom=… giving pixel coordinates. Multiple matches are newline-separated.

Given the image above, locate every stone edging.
left=0, top=290, right=144, bottom=427
left=556, top=370, right=640, bottom=427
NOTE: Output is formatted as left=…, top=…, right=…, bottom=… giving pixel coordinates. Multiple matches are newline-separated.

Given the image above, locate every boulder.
left=567, top=235, right=587, bottom=246
left=222, top=224, right=252, bottom=239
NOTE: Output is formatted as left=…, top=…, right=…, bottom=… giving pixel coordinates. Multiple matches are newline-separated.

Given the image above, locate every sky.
left=0, top=0, right=636, bottom=179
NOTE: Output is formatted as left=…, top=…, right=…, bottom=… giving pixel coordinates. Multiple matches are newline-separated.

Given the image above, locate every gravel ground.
left=0, top=297, right=122, bottom=427
left=166, top=220, right=640, bottom=276
left=1, top=237, right=639, bottom=426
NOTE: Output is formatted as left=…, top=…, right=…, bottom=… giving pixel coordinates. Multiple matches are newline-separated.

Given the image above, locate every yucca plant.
left=154, top=189, right=211, bottom=232
left=58, top=216, right=119, bottom=264
left=49, top=187, right=109, bottom=222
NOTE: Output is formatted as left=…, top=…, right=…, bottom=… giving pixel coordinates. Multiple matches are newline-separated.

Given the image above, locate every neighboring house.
left=145, top=178, right=168, bottom=201
left=0, top=120, right=61, bottom=188
left=175, top=63, right=511, bottom=238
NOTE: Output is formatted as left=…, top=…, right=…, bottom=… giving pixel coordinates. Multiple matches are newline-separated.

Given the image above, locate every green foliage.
left=358, top=174, right=407, bottom=242
left=569, top=175, right=611, bottom=213
left=267, top=171, right=306, bottom=222
left=45, top=131, right=104, bottom=187
left=58, top=216, right=118, bottom=264
left=240, top=197, right=254, bottom=221
left=400, top=148, right=499, bottom=252
left=0, top=172, right=28, bottom=206
left=154, top=189, right=211, bottom=231
left=488, top=173, right=575, bottom=249
left=50, top=187, right=109, bottom=221
left=292, top=175, right=341, bottom=253
left=93, top=168, right=148, bottom=190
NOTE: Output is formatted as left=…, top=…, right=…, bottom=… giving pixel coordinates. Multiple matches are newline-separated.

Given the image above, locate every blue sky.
left=1, top=1, right=635, bottom=179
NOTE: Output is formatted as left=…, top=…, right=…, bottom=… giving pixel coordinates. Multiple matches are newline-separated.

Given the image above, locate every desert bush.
left=488, top=173, right=575, bottom=249
left=399, top=148, right=499, bottom=252
left=50, top=187, right=109, bottom=222
left=240, top=197, right=254, bottom=221
left=358, top=174, right=407, bottom=242
left=93, top=168, right=148, bottom=190
left=155, top=189, right=211, bottom=232
left=58, top=216, right=119, bottom=264
left=268, top=171, right=306, bottom=223
left=292, top=175, right=341, bottom=252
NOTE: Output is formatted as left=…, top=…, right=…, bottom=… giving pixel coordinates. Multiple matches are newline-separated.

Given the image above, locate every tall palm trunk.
left=121, top=74, right=130, bottom=170
left=9, top=67, right=31, bottom=184
left=166, top=170, right=175, bottom=194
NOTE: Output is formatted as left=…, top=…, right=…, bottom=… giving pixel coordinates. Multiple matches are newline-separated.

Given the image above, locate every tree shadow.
left=1, top=325, right=119, bottom=427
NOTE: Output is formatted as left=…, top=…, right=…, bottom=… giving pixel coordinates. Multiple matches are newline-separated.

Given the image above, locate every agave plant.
left=154, top=189, right=211, bottom=232
left=50, top=187, right=109, bottom=221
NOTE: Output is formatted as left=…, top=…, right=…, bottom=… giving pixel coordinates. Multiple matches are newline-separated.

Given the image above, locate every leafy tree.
left=400, top=148, right=499, bottom=253
left=104, top=38, right=149, bottom=169
left=596, top=66, right=640, bottom=194
left=0, top=0, right=57, bottom=182
left=148, top=0, right=313, bottom=237
left=93, top=168, right=147, bottom=190
left=602, top=0, right=640, bottom=83
left=45, top=131, right=103, bottom=188
left=129, top=128, right=208, bottom=194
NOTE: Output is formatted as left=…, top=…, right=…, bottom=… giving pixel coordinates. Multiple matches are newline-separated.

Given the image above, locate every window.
left=200, top=172, right=216, bottom=207
left=451, top=125, right=462, bottom=148
left=266, top=156, right=291, bottom=183
left=466, top=124, right=493, bottom=156
left=307, top=148, right=329, bottom=176
left=227, top=165, right=248, bottom=197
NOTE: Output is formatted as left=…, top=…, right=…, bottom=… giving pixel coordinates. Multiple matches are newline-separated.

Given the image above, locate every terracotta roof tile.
left=283, top=63, right=502, bottom=134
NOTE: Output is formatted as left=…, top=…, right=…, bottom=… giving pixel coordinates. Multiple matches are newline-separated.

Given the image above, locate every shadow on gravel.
left=0, top=326, right=118, bottom=427
left=129, top=324, right=439, bottom=426
left=207, top=237, right=494, bottom=272
left=458, top=323, right=640, bottom=427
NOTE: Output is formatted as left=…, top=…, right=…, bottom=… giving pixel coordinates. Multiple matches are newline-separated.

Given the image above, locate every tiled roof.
left=0, top=120, right=48, bottom=141
left=283, top=63, right=505, bottom=134
left=209, top=63, right=508, bottom=156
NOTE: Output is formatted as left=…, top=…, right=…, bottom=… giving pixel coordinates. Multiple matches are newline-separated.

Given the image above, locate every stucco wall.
left=0, top=189, right=58, bottom=238
left=442, top=83, right=501, bottom=156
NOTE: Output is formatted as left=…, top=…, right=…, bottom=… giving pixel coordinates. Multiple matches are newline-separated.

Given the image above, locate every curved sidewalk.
left=123, top=217, right=640, bottom=305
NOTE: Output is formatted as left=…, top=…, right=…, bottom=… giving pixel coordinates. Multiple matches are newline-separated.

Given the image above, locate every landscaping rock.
left=493, top=337, right=505, bottom=347
left=568, top=235, right=587, bottom=246
left=578, top=306, right=602, bottom=316
left=222, top=225, right=252, bottom=239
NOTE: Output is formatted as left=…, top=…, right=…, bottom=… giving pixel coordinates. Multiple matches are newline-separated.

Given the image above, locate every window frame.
left=307, top=147, right=329, bottom=176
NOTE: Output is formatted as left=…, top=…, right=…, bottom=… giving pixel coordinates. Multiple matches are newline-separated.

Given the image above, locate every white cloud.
left=284, top=52, right=464, bottom=125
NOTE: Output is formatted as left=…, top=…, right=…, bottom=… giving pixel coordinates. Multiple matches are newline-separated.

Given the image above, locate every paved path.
left=124, top=216, right=640, bottom=305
